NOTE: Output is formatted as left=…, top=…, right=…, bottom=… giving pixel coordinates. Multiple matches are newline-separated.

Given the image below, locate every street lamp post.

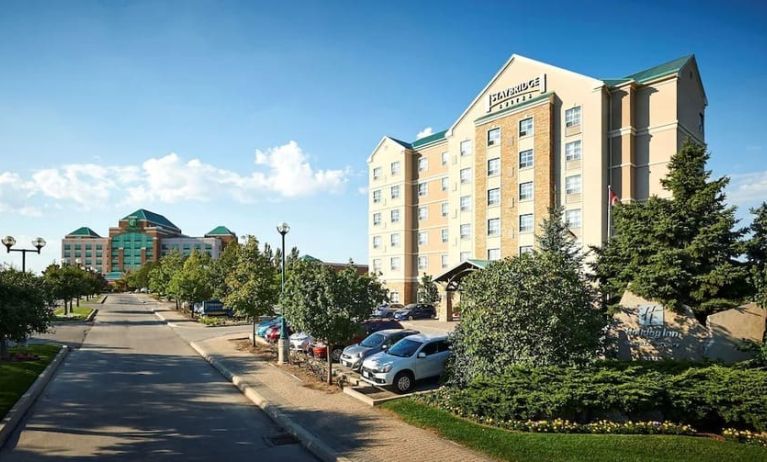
left=2, top=236, right=46, bottom=273
left=276, top=222, right=290, bottom=365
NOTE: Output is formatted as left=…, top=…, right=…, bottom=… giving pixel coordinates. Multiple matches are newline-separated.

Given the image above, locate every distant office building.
left=367, top=54, right=706, bottom=304
left=62, top=209, right=237, bottom=281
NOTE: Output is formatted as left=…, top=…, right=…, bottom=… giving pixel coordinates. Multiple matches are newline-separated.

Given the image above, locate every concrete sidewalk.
left=147, top=300, right=488, bottom=462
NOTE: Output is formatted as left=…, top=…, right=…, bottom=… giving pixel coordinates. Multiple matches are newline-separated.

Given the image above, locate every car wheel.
left=331, top=348, right=343, bottom=362
left=408, top=315, right=414, bottom=321
left=393, top=371, right=414, bottom=394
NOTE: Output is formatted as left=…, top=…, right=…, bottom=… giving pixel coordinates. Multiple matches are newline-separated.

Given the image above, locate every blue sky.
left=1, top=0, right=766, bottom=273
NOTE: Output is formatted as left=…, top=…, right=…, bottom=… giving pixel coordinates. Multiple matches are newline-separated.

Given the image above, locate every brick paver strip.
left=196, top=333, right=489, bottom=462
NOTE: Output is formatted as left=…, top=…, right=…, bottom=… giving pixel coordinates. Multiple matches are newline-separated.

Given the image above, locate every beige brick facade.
left=368, top=54, right=706, bottom=306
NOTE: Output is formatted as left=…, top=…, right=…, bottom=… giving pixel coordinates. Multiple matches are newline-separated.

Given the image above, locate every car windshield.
left=360, top=333, right=385, bottom=348
left=387, top=339, right=422, bottom=358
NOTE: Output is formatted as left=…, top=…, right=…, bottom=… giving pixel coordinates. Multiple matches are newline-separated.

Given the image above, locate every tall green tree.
left=592, top=140, right=746, bottom=312
left=537, top=204, right=584, bottom=268
left=0, top=269, right=53, bottom=360
left=148, top=250, right=184, bottom=300
left=416, top=273, right=440, bottom=305
left=210, top=242, right=240, bottom=301
left=280, top=259, right=387, bottom=383
left=747, top=203, right=767, bottom=308
left=224, top=236, right=279, bottom=344
left=169, top=251, right=214, bottom=315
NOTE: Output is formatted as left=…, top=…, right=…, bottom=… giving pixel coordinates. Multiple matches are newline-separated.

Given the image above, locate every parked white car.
left=359, top=334, right=451, bottom=393
left=289, top=332, right=313, bottom=352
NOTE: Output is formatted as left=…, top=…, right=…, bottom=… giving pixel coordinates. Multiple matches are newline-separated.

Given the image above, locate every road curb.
left=190, top=341, right=356, bottom=462
left=85, top=309, right=98, bottom=322
left=0, top=345, right=69, bottom=450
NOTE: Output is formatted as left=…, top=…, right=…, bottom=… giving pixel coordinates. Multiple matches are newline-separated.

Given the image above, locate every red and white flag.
left=608, top=186, right=620, bottom=206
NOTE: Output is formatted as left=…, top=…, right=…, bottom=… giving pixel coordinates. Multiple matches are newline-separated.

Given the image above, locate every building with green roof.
left=62, top=209, right=236, bottom=281
left=367, top=53, right=706, bottom=315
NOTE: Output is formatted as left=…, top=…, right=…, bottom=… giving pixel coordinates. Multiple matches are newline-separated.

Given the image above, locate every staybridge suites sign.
left=487, top=74, right=546, bottom=113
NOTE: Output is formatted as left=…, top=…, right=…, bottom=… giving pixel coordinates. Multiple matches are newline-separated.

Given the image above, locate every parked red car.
left=265, top=324, right=292, bottom=343
left=310, top=319, right=403, bottom=361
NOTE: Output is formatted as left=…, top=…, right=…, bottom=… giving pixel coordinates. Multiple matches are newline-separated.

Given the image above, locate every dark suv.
left=394, top=304, right=436, bottom=321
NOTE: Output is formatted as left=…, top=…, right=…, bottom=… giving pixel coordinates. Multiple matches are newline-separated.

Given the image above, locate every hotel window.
left=460, top=168, right=472, bottom=183
left=565, top=175, right=582, bottom=195
left=373, top=212, right=381, bottom=226
left=418, top=256, right=428, bottom=270
left=519, top=214, right=534, bottom=233
left=390, top=257, right=401, bottom=271
left=565, top=140, right=582, bottom=161
left=487, top=158, right=500, bottom=176
left=418, top=182, right=428, bottom=196
left=373, top=236, right=382, bottom=249
left=519, top=181, right=533, bottom=201
left=487, top=188, right=500, bottom=206
left=488, top=248, right=501, bottom=261
left=418, top=231, right=428, bottom=245
left=460, top=195, right=471, bottom=211
left=565, top=106, right=581, bottom=128
left=418, top=157, right=428, bottom=172
left=487, top=128, right=500, bottom=146
left=460, top=140, right=472, bottom=156
left=441, top=228, right=448, bottom=243
left=520, top=245, right=534, bottom=255
left=519, top=149, right=534, bottom=169
left=460, top=224, right=471, bottom=240
left=391, top=233, right=401, bottom=247
left=373, top=259, right=382, bottom=272
left=441, top=151, right=449, bottom=165
left=391, top=209, right=400, bottom=223
left=391, top=185, right=400, bottom=199
left=391, top=161, right=401, bottom=176
left=488, top=218, right=500, bottom=236
left=441, top=254, right=449, bottom=268
left=418, top=206, right=428, bottom=221
left=566, top=209, right=582, bottom=229
left=373, top=167, right=382, bottom=180
left=390, top=291, right=400, bottom=303
left=372, top=189, right=381, bottom=203
left=441, top=177, right=449, bottom=191
left=441, top=202, right=449, bottom=217
left=519, top=117, right=533, bottom=137
left=460, top=251, right=471, bottom=261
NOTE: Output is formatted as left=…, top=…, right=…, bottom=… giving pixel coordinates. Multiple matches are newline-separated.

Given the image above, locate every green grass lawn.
left=0, top=344, right=60, bottom=419
left=381, top=399, right=767, bottom=462
left=54, top=305, right=94, bottom=320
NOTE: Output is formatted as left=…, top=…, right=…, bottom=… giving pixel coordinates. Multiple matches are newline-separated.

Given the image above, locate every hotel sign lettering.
left=487, top=74, right=546, bottom=113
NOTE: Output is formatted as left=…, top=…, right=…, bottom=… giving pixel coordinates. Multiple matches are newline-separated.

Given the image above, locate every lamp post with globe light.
left=2, top=236, right=46, bottom=273
left=276, top=222, right=290, bottom=364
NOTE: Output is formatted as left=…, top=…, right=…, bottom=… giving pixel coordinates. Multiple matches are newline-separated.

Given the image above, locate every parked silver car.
left=340, top=329, right=419, bottom=371
left=360, top=334, right=451, bottom=393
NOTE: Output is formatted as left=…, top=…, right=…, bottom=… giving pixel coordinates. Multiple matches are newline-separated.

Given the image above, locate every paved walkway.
left=148, top=298, right=488, bottom=462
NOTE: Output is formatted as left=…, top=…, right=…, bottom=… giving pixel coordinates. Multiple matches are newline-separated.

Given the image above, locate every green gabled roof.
left=604, top=55, right=693, bottom=87
left=466, top=259, right=491, bottom=269
left=411, top=129, right=447, bottom=149
left=123, top=209, right=180, bottom=231
left=474, top=92, right=553, bottom=124
left=299, top=254, right=322, bottom=262
left=66, top=227, right=101, bottom=238
left=388, top=137, right=412, bottom=149
left=205, top=225, right=235, bottom=237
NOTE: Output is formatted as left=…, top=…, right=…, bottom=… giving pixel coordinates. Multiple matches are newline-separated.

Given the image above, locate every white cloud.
left=357, top=186, right=368, bottom=195
left=416, top=127, right=433, bottom=139
left=0, top=141, right=348, bottom=212
left=728, top=170, right=767, bottom=210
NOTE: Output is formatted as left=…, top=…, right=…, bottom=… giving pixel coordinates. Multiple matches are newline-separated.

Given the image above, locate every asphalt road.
left=0, top=294, right=316, bottom=462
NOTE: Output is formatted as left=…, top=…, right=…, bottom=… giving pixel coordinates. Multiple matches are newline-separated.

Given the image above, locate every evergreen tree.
left=416, top=273, right=440, bottom=305
left=747, top=203, right=767, bottom=307
left=592, top=140, right=746, bottom=312
left=536, top=205, right=583, bottom=268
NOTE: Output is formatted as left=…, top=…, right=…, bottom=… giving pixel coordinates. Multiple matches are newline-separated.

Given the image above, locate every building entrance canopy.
left=433, top=259, right=490, bottom=292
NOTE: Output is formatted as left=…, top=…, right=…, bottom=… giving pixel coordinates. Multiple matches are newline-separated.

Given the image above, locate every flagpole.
left=607, top=184, right=612, bottom=240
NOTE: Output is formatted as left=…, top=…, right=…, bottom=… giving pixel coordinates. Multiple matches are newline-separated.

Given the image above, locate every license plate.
left=363, top=371, right=371, bottom=378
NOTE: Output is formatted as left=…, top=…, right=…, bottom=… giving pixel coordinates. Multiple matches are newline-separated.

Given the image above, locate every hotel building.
left=367, top=54, right=706, bottom=306
left=61, top=209, right=237, bottom=280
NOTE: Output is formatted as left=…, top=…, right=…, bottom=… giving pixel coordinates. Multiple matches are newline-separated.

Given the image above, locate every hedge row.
left=420, top=363, right=767, bottom=432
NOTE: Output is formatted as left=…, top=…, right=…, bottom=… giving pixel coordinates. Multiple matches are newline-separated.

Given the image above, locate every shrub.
left=418, top=363, right=767, bottom=433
